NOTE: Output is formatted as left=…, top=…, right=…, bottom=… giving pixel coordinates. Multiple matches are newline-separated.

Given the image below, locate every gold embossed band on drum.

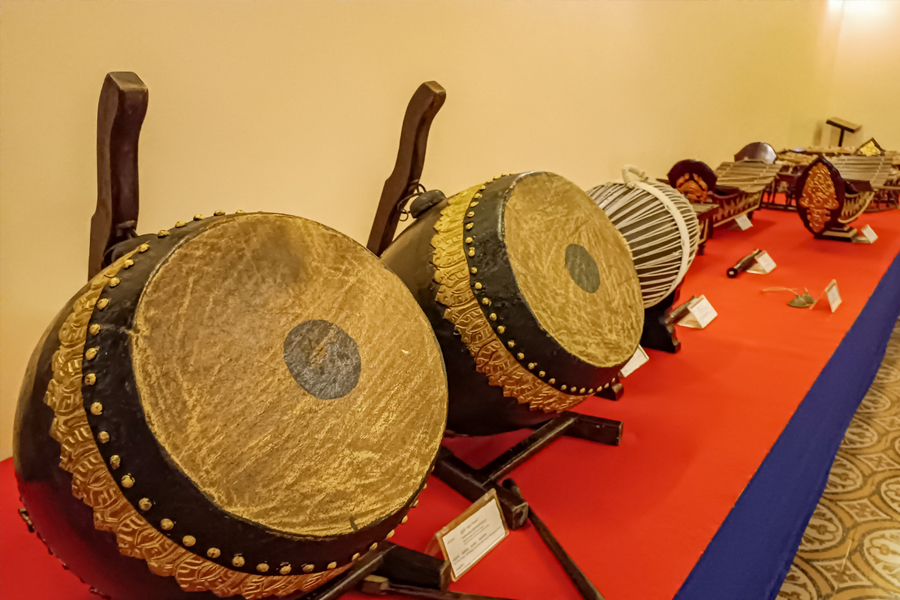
left=383, top=171, right=644, bottom=435
left=14, top=211, right=448, bottom=600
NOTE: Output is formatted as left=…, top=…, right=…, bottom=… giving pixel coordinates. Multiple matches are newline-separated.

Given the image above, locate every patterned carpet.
left=779, top=319, right=900, bottom=600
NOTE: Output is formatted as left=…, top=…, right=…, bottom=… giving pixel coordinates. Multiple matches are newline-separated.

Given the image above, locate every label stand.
left=430, top=490, right=509, bottom=581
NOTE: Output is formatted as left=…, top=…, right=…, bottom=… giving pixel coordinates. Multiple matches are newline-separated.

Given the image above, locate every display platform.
left=2, top=209, right=900, bottom=600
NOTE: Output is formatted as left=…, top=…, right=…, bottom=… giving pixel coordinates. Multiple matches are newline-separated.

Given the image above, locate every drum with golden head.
left=14, top=212, right=448, bottom=600
left=382, top=171, right=644, bottom=436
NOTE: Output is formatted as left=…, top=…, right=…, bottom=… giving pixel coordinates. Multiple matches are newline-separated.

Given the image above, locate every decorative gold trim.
left=44, top=251, right=348, bottom=599
left=431, top=185, right=589, bottom=412
left=799, top=163, right=839, bottom=233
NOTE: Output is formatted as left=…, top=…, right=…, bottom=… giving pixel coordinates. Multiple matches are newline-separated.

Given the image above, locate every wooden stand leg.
left=596, top=378, right=623, bottom=401
left=434, top=413, right=623, bottom=530
left=640, top=287, right=681, bottom=354
left=303, top=543, right=449, bottom=600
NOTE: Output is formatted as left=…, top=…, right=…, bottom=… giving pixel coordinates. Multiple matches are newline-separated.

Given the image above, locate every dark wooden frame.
left=367, top=82, right=447, bottom=256
left=88, top=72, right=148, bottom=280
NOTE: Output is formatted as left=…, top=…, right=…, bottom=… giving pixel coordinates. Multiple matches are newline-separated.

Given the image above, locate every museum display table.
left=3, top=209, right=900, bottom=600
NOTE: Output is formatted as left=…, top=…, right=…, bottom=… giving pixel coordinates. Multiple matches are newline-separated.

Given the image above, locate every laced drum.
left=587, top=166, right=701, bottom=308
left=382, top=171, right=644, bottom=436
left=14, top=212, right=448, bottom=600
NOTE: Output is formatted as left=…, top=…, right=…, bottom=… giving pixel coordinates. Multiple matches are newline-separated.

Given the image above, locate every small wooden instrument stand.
left=368, top=82, right=625, bottom=531
left=640, top=286, right=682, bottom=354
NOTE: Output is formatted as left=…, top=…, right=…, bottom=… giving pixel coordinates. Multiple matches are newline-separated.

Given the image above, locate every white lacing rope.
left=588, top=167, right=700, bottom=308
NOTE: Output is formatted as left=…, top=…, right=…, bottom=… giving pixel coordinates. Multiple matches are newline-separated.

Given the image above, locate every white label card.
left=619, top=346, right=649, bottom=378
left=732, top=214, right=753, bottom=231
left=825, top=280, right=842, bottom=313
left=677, top=295, right=718, bottom=329
left=858, top=224, right=878, bottom=244
left=435, top=490, right=508, bottom=581
left=748, top=251, right=777, bottom=274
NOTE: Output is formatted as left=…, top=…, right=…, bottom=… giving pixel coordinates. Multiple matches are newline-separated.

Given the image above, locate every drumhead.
left=132, top=213, right=447, bottom=538
left=504, top=173, right=643, bottom=369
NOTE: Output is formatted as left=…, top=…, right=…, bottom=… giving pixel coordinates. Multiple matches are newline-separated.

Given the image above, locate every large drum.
left=14, top=212, right=448, bottom=600
left=587, top=166, right=701, bottom=308
left=382, top=171, right=644, bottom=436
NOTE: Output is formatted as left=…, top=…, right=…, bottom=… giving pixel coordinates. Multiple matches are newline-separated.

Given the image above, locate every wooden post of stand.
left=640, top=285, right=682, bottom=354
left=88, top=72, right=148, bottom=280
left=367, top=81, right=446, bottom=256
left=303, top=543, right=450, bottom=600
left=502, top=479, right=605, bottom=600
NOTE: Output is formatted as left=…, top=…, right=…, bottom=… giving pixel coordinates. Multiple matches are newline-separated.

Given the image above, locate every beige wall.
left=0, top=0, right=894, bottom=459
left=826, top=0, right=900, bottom=149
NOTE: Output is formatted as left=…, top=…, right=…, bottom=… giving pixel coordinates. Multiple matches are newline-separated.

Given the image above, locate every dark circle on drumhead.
left=565, top=244, right=601, bottom=293
left=284, top=320, right=361, bottom=399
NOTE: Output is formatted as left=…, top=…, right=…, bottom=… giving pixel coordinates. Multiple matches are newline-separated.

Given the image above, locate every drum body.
left=587, top=168, right=701, bottom=308
left=383, top=172, right=644, bottom=436
left=14, top=212, right=448, bottom=600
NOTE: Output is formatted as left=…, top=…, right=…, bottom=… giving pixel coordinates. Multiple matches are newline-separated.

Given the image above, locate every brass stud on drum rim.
left=183, top=535, right=196, bottom=547
left=302, top=564, right=314, bottom=573
left=89, top=324, right=101, bottom=335
left=474, top=282, right=483, bottom=290
left=96, top=298, right=109, bottom=310
left=108, top=277, right=120, bottom=288
left=175, top=221, right=186, bottom=228
left=123, top=259, right=134, bottom=269
left=256, top=563, right=269, bottom=573
left=327, top=562, right=337, bottom=570
left=97, top=431, right=110, bottom=443
left=352, top=553, right=360, bottom=561
left=386, top=530, right=395, bottom=539
left=232, top=555, right=245, bottom=568
left=370, top=543, right=378, bottom=551
left=517, top=353, right=524, bottom=360
left=507, top=340, right=515, bottom=348
left=161, top=518, right=174, bottom=530
left=497, top=325, right=506, bottom=334
left=109, top=455, right=120, bottom=469
left=84, top=373, right=96, bottom=386
left=214, top=210, right=226, bottom=216
left=470, top=267, right=478, bottom=274
left=207, top=547, right=221, bottom=559
left=138, top=243, right=150, bottom=253
left=158, top=230, right=170, bottom=237
left=489, top=313, right=496, bottom=321
left=139, top=498, right=152, bottom=511
left=193, top=214, right=204, bottom=221
left=121, top=475, right=134, bottom=488
left=85, top=348, right=99, bottom=360
left=90, top=402, right=103, bottom=415
left=280, top=564, right=292, bottom=575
